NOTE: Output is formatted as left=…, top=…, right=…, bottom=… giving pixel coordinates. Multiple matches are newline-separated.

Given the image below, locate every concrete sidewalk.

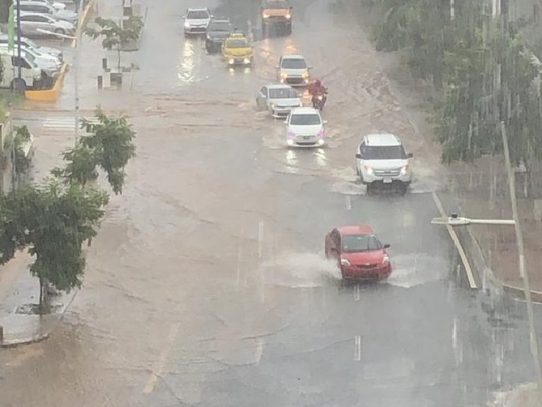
left=0, top=252, right=76, bottom=347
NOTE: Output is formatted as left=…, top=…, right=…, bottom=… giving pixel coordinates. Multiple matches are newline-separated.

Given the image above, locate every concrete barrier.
left=24, top=64, right=68, bottom=102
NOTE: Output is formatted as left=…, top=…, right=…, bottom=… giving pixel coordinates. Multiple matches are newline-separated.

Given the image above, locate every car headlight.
left=228, top=58, right=235, bottom=64
left=285, top=13, right=291, bottom=19
left=400, top=165, right=409, bottom=175
left=364, top=165, right=374, bottom=175
left=340, top=258, right=351, bottom=266
left=243, top=57, right=251, bottom=64
left=262, top=12, right=270, bottom=18
left=270, top=103, right=275, bottom=109
left=287, top=139, right=294, bottom=146
left=302, top=71, right=309, bottom=79
left=382, top=254, right=390, bottom=264
left=184, top=21, right=190, bottom=28
left=280, top=72, right=288, bottom=79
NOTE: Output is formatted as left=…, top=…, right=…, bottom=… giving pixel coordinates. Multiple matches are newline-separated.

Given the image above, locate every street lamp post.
left=74, top=0, right=85, bottom=144
left=431, top=122, right=542, bottom=400
left=15, top=0, right=21, bottom=81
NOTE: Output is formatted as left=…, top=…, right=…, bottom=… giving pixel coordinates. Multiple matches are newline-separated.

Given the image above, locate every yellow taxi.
left=222, top=32, right=253, bottom=66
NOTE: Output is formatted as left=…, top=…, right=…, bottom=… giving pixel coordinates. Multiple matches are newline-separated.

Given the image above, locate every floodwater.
left=2, top=0, right=541, bottom=406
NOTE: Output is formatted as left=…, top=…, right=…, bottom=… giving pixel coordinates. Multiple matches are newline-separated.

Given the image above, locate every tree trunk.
left=38, top=277, right=49, bottom=314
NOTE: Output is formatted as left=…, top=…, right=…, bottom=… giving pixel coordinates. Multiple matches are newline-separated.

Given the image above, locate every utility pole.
left=15, top=0, right=21, bottom=81
left=74, top=0, right=85, bottom=144
left=501, top=122, right=542, bottom=400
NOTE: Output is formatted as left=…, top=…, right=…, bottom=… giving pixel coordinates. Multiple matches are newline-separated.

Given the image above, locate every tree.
left=84, top=16, right=143, bottom=71
left=54, top=108, right=136, bottom=194
left=0, top=181, right=108, bottom=312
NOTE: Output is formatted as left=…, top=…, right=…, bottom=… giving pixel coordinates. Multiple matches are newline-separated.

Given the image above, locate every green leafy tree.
left=54, top=108, right=136, bottom=194
left=0, top=181, right=108, bottom=312
left=85, top=16, right=143, bottom=71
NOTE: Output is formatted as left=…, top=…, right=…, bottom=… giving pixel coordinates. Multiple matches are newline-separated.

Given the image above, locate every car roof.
left=338, top=225, right=375, bottom=236
left=187, top=8, right=209, bottom=12
left=364, top=133, right=401, bottom=146
left=210, top=18, right=230, bottom=23
left=282, top=54, right=305, bottom=60
left=290, top=107, right=319, bottom=115
left=267, top=84, right=294, bottom=90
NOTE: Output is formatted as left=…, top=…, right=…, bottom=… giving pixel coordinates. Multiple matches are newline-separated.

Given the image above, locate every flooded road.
left=2, top=0, right=540, bottom=406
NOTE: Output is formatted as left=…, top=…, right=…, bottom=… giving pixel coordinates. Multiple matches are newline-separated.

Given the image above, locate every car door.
left=19, top=15, right=38, bottom=35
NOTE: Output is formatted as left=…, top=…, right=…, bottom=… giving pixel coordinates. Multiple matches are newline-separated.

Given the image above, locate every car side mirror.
left=323, top=120, right=328, bottom=124
left=355, top=153, right=361, bottom=159
left=384, top=244, right=390, bottom=249
left=407, top=152, right=413, bottom=158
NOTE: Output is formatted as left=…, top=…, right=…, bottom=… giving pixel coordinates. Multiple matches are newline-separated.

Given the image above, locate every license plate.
left=303, top=136, right=312, bottom=140
left=383, top=177, right=392, bottom=184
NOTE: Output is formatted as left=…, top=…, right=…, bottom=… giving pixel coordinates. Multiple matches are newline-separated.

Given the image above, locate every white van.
left=0, top=50, right=43, bottom=90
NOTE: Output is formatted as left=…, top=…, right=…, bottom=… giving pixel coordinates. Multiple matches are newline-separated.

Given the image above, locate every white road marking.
left=345, top=195, right=352, bottom=210
left=143, top=323, right=180, bottom=394
left=354, top=336, right=362, bottom=361
left=258, top=221, right=264, bottom=259
left=255, top=338, right=265, bottom=363
left=354, top=284, right=360, bottom=301
left=431, top=192, right=477, bottom=289
left=236, top=228, right=243, bottom=287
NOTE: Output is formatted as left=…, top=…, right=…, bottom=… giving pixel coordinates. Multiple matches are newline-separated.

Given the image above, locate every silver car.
left=17, top=12, right=75, bottom=37
left=256, top=84, right=302, bottom=118
left=276, top=55, right=311, bottom=87
left=18, top=1, right=78, bottom=23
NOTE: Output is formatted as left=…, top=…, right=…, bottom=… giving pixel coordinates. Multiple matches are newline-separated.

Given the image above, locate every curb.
left=0, top=332, right=49, bottom=348
left=0, top=289, right=78, bottom=348
left=502, top=284, right=542, bottom=304
left=24, top=63, right=68, bottom=102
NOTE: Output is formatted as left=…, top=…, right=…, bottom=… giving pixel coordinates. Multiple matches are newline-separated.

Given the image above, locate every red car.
left=325, top=225, right=391, bottom=281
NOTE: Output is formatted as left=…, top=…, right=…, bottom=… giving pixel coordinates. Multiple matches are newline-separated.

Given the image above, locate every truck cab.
left=261, top=0, right=292, bottom=36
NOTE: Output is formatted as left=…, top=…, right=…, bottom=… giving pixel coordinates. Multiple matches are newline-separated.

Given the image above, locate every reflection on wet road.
left=1, top=0, right=539, bottom=406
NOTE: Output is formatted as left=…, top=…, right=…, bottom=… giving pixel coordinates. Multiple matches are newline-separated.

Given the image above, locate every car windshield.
left=290, top=113, right=321, bottom=125
left=342, top=235, right=382, bottom=253
left=226, top=39, right=248, bottom=48
left=281, top=58, right=306, bottom=69
left=361, top=145, right=407, bottom=160
left=264, top=1, right=289, bottom=8
left=208, top=21, right=231, bottom=31
left=269, top=88, right=297, bottom=99
left=187, top=10, right=209, bottom=19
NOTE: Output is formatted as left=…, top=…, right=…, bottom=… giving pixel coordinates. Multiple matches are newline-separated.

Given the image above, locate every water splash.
left=260, top=252, right=341, bottom=288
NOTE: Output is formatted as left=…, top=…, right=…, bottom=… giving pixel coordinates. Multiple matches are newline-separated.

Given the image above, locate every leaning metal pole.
left=501, top=122, right=542, bottom=399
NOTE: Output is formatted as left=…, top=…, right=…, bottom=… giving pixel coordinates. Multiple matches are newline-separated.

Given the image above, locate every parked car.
left=183, top=8, right=212, bottom=35
left=0, top=44, right=61, bottom=77
left=276, top=55, right=311, bottom=87
left=285, top=107, right=325, bottom=147
left=256, top=84, right=302, bottom=118
left=17, top=12, right=75, bottom=37
left=0, top=50, right=44, bottom=90
left=325, top=225, right=392, bottom=281
left=205, top=18, right=233, bottom=53
left=355, top=133, right=413, bottom=195
left=18, top=1, right=78, bottom=23
left=15, top=0, right=67, bottom=10
left=0, top=34, right=63, bottom=61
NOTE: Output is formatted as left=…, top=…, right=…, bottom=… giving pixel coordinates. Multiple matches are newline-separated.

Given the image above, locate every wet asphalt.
left=1, top=0, right=541, bottom=406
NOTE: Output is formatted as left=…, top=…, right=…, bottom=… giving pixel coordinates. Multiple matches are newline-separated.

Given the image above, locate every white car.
left=355, top=133, right=413, bottom=194
left=15, top=0, right=67, bottom=10
left=0, top=34, right=63, bottom=61
left=256, top=84, right=302, bottom=118
left=276, top=55, right=311, bottom=87
left=183, top=8, right=212, bottom=35
left=18, top=1, right=78, bottom=23
left=17, top=12, right=75, bottom=36
left=0, top=44, right=61, bottom=77
left=285, top=107, right=326, bottom=147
